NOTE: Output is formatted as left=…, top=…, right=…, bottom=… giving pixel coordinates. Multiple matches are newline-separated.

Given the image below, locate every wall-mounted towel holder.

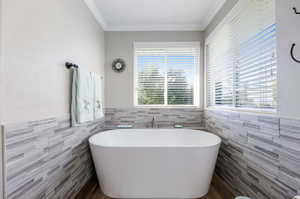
left=293, top=7, right=300, bottom=14
left=290, top=43, right=300, bottom=63
left=65, top=62, right=79, bottom=69
left=65, top=62, right=104, bottom=79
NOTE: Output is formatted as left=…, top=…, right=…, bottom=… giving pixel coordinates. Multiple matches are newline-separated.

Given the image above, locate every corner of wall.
left=204, top=0, right=238, bottom=39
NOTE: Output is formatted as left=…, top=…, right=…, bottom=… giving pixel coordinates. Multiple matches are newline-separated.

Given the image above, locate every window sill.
left=205, top=106, right=277, bottom=115
left=134, top=105, right=201, bottom=109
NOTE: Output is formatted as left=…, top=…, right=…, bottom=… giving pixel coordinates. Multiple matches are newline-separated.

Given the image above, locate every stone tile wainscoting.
left=1, top=116, right=105, bottom=199
left=204, top=109, right=300, bottom=199
left=105, top=108, right=204, bottom=129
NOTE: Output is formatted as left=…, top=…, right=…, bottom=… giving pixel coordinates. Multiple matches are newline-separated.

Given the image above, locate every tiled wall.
left=105, top=108, right=204, bottom=129
left=204, top=109, right=300, bottom=199
left=5, top=107, right=300, bottom=199
left=2, top=116, right=105, bottom=199
left=1, top=108, right=204, bottom=199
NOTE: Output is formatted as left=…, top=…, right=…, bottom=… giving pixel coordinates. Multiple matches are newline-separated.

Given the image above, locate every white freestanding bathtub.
left=89, top=129, right=221, bottom=199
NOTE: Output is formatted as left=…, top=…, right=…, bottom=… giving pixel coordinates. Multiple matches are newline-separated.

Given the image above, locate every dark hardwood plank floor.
left=84, top=185, right=226, bottom=199
left=78, top=175, right=235, bottom=199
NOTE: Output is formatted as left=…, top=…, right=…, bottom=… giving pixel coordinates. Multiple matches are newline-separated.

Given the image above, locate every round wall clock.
left=112, top=58, right=126, bottom=73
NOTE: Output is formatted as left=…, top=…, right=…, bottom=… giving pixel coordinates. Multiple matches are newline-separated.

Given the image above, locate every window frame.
left=204, top=0, right=277, bottom=114
left=133, top=42, right=201, bottom=108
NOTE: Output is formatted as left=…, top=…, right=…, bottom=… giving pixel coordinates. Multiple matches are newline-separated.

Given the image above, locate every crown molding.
left=106, top=24, right=204, bottom=32
left=83, top=0, right=108, bottom=30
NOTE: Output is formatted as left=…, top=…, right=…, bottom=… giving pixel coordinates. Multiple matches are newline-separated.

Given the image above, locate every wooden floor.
left=84, top=184, right=225, bottom=199
left=77, top=175, right=234, bottom=199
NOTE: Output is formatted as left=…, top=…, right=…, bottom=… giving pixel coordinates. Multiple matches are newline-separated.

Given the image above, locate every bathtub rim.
left=89, top=129, right=221, bottom=148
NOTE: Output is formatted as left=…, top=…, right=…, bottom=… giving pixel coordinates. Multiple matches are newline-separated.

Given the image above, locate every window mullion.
left=194, top=55, right=199, bottom=106
left=233, top=43, right=238, bottom=108
left=164, top=55, right=168, bottom=106
left=233, top=60, right=237, bottom=108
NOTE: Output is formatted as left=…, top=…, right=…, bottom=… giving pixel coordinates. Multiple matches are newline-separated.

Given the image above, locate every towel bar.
left=65, top=62, right=104, bottom=79
left=65, top=62, right=79, bottom=69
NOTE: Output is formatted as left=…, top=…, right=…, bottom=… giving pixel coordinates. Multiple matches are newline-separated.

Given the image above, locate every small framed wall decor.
left=112, top=58, right=126, bottom=73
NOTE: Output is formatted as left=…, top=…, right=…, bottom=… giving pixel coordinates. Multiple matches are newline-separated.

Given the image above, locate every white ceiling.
left=84, top=0, right=226, bottom=31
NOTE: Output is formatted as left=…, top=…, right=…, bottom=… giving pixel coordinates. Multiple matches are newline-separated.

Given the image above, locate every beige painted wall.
left=1, top=0, right=105, bottom=196
left=0, top=0, right=105, bottom=194
left=105, top=31, right=204, bottom=109
left=1, top=0, right=105, bottom=124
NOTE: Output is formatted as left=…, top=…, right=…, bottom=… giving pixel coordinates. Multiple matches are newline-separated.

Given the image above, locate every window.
left=134, top=42, right=200, bottom=107
left=206, top=0, right=277, bottom=111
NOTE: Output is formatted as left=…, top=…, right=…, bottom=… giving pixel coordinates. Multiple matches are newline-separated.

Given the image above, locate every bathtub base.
left=92, top=147, right=218, bottom=198
left=89, top=129, right=221, bottom=199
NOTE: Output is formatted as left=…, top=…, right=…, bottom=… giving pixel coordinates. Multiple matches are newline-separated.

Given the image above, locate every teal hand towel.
left=71, top=68, right=94, bottom=126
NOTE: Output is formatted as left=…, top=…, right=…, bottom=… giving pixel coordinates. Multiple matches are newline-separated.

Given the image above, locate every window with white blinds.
left=206, top=0, right=277, bottom=111
left=134, top=42, right=200, bottom=107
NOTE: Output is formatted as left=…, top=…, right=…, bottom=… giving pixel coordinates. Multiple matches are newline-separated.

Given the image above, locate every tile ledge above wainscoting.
left=104, top=126, right=206, bottom=131
left=278, top=114, right=300, bottom=122
left=184, top=126, right=206, bottom=130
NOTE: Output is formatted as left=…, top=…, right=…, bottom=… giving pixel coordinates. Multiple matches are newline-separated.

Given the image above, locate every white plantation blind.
left=207, top=24, right=235, bottom=107
left=206, top=0, right=277, bottom=111
left=134, top=42, right=200, bottom=106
